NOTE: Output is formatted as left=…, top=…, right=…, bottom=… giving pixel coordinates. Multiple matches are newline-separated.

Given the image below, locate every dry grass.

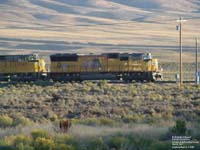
left=0, top=122, right=168, bottom=139
left=0, top=123, right=55, bottom=139
left=70, top=124, right=169, bottom=139
left=0, top=82, right=200, bottom=124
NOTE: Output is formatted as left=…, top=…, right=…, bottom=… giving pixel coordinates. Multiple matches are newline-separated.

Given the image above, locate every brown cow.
left=59, top=119, right=72, bottom=133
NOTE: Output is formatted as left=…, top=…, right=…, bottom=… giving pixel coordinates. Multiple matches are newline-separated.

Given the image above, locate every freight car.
left=50, top=53, right=162, bottom=82
left=0, top=54, right=46, bottom=81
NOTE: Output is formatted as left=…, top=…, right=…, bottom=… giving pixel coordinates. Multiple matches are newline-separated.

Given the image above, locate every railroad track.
left=0, top=80, right=196, bottom=86
left=106, top=80, right=196, bottom=84
left=155, top=80, right=195, bottom=84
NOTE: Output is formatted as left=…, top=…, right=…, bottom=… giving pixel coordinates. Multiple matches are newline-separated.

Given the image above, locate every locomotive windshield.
left=130, top=53, right=152, bottom=60
left=28, top=54, right=40, bottom=61
left=131, top=53, right=144, bottom=59
left=143, top=53, right=152, bottom=61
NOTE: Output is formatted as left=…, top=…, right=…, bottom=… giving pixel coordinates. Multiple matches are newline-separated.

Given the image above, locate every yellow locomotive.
left=50, top=53, right=162, bottom=82
left=0, top=54, right=46, bottom=81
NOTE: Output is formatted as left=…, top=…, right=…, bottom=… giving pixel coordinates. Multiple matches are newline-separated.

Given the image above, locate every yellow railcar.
left=0, top=54, right=46, bottom=81
left=50, top=53, right=162, bottom=81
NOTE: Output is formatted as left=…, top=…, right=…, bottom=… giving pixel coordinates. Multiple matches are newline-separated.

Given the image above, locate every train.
left=0, top=52, right=162, bottom=82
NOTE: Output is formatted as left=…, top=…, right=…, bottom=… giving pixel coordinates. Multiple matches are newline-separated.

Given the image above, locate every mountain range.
left=0, top=0, right=200, bottom=61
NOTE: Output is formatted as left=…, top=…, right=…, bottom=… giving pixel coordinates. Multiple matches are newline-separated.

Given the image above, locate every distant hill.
left=0, top=0, right=199, bottom=62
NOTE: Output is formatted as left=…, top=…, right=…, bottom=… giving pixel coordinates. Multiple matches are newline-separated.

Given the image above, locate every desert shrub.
left=99, top=118, right=116, bottom=126
left=54, top=135, right=79, bottom=150
left=70, top=118, right=79, bottom=125
left=89, top=106, right=106, bottom=116
left=0, top=140, right=6, bottom=146
left=75, top=118, right=99, bottom=126
left=107, top=136, right=128, bottom=150
left=3, top=135, right=32, bottom=150
left=150, top=141, right=171, bottom=150
left=54, top=144, right=74, bottom=150
left=46, top=111, right=58, bottom=121
left=13, top=135, right=32, bottom=147
left=0, top=139, right=14, bottom=150
left=16, top=143, right=34, bottom=150
left=3, top=136, right=15, bottom=146
left=82, top=83, right=92, bottom=93
left=133, top=137, right=153, bottom=150
left=97, top=80, right=108, bottom=88
left=128, top=84, right=137, bottom=90
left=164, top=120, right=188, bottom=140
left=13, top=115, right=32, bottom=126
left=149, top=94, right=163, bottom=101
left=0, top=115, right=13, bottom=128
left=144, top=115, right=162, bottom=125
left=111, top=108, right=125, bottom=116
left=122, top=114, right=142, bottom=123
left=162, top=111, right=173, bottom=120
left=73, top=118, right=117, bottom=126
left=34, top=137, right=55, bottom=150
left=88, top=137, right=108, bottom=150
left=31, top=130, right=49, bottom=140
left=171, top=120, right=187, bottom=135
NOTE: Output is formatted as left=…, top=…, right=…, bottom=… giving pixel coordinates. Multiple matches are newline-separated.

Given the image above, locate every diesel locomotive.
left=0, top=52, right=162, bottom=82
left=0, top=54, right=46, bottom=81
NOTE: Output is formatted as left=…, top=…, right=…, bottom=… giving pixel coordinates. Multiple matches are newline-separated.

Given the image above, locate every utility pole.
left=179, top=17, right=182, bottom=86
left=177, top=17, right=186, bottom=87
left=195, top=37, right=199, bottom=85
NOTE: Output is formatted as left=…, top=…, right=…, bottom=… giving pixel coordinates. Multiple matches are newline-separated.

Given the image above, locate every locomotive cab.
left=27, top=54, right=47, bottom=73
left=143, top=53, right=162, bottom=81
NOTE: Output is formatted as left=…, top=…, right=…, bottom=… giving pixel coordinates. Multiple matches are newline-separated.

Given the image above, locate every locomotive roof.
left=0, top=54, right=35, bottom=57
left=50, top=52, right=148, bottom=55
left=0, top=54, right=39, bottom=61
left=50, top=53, right=78, bottom=61
left=50, top=53, right=77, bottom=56
left=49, top=53, right=151, bottom=59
